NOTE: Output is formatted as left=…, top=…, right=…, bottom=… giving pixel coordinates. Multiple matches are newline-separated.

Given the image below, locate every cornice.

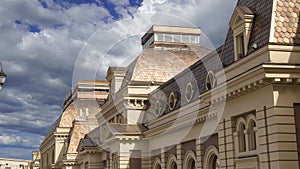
left=78, top=148, right=100, bottom=156
left=144, top=105, right=213, bottom=138
left=205, top=63, right=300, bottom=104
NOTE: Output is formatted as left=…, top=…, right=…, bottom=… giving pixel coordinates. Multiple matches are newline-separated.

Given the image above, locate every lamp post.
left=0, top=62, right=7, bottom=91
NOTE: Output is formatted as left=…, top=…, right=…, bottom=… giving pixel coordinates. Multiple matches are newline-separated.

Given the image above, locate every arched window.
left=167, top=154, right=177, bottom=169
left=247, top=116, right=257, bottom=151
left=238, top=122, right=246, bottom=152
left=234, top=114, right=258, bottom=156
left=85, top=162, right=89, bottom=169
left=183, top=150, right=196, bottom=169
left=211, top=155, right=219, bottom=169
left=187, top=158, right=195, bottom=169
left=170, top=161, right=177, bottom=169
left=203, top=146, right=220, bottom=169
left=52, top=148, right=55, bottom=163
left=153, top=158, right=162, bottom=169
left=117, top=114, right=124, bottom=124
left=112, top=154, right=118, bottom=169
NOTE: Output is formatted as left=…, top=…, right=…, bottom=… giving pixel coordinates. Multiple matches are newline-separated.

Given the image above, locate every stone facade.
left=0, top=158, right=31, bottom=169
left=38, top=0, right=300, bottom=169
left=39, top=80, right=108, bottom=169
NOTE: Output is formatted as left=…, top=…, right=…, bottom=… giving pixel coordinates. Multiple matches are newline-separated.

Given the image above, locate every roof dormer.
left=229, top=6, right=255, bottom=61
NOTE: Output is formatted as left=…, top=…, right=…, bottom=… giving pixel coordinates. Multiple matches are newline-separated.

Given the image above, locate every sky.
left=0, top=0, right=237, bottom=160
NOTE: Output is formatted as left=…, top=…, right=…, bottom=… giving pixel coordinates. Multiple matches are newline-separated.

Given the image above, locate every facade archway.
left=167, top=154, right=177, bottom=169
left=203, top=146, right=219, bottom=169
left=153, top=158, right=162, bottom=169
left=183, top=150, right=196, bottom=169
left=236, top=117, right=247, bottom=152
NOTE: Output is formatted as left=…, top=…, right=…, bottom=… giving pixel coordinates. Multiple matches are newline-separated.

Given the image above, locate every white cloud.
left=0, top=133, right=43, bottom=148
left=0, top=0, right=237, bottom=159
left=107, top=0, right=130, bottom=6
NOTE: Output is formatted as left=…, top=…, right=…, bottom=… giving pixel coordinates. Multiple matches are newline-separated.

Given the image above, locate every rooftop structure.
left=0, top=158, right=31, bottom=169
left=63, top=80, right=109, bottom=110
left=141, top=25, right=201, bottom=49
left=39, top=0, right=300, bottom=168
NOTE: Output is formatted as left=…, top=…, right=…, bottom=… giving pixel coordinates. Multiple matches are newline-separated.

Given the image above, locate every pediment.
left=229, top=6, right=255, bottom=29
left=235, top=16, right=243, bottom=25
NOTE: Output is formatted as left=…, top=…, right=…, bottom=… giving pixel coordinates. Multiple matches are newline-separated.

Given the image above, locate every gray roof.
left=147, top=0, right=279, bottom=119
left=81, top=138, right=98, bottom=147
left=220, top=0, right=274, bottom=65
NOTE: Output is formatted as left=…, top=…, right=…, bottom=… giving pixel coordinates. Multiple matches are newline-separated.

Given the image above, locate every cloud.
left=0, top=0, right=237, bottom=160
left=0, top=133, right=44, bottom=148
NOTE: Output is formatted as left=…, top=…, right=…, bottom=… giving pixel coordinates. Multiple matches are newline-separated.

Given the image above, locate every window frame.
left=166, top=154, right=177, bottom=169
left=168, top=92, right=177, bottom=111
left=234, top=114, right=258, bottom=158
left=183, top=150, right=196, bottom=169
left=185, top=82, right=195, bottom=102
left=206, top=71, right=216, bottom=90
left=246, top=114, right=257, bottom=151
left=229, top=6, right=255, bottom=61
left=203, top=146, right=220, bottom=169
left=155, top=100, right=164, bottom=117
left=153, top=158, right=162, bottom=169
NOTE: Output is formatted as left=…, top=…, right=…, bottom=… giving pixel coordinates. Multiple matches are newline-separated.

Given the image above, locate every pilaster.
left=196, top=139, right=203, bottom=169
left=176, top=144, right=183, bottom=169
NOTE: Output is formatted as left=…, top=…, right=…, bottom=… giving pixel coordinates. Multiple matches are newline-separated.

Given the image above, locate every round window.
left=185, top=83, right=194, bottom=102
left=206, top=71, right=216, bottom=90
left=168, top=92, right=177, bottom=110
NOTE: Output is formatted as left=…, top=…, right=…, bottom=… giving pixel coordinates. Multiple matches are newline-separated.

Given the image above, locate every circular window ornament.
left=168, top=92, right=177, bottom=111
left=185, top=82, right=194, bottom=102
left=155, top=100, right=163, bottom=117
left=206, top=71, right=216, bottom=90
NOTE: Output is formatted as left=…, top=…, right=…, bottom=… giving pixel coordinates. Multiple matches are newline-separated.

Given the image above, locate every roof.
left=67, top=120, right=98, bottom=154
left=46, top=103, right=76, bottom=136
left=81, top=138, right=98, bottom=148
left=220, top=0, right=274, bottom=62
left=272, top=0, right=300, bottom=44
left=46, top=99, right=101, bottom=137
left=122, top=45, right=211, bottom=86
left=147, top=0, right=277, bottom=119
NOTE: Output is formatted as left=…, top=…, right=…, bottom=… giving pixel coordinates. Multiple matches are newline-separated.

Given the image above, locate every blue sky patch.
left=15, top=20, right=22, bottom=24
left=27, top=24, right=41, bottom=33
left=39, top=0, right=48, bottom=8
left=39, top=0, right=143, bottom=20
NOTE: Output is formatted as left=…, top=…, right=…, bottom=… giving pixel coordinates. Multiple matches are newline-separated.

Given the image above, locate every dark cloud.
left=0, top=0, right=237, bottom=160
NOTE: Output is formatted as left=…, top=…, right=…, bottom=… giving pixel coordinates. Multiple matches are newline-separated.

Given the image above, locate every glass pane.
left=157, top=33, right=164, bottom=41
left=191, top=35, right=199, bottom=43
left=182, top=35, right=190, bottom=43
left=165, top=34, right=172, bottom=42
left=173, top=34, right=181, bottom=42
left=150, top=35, right=154, bottom=44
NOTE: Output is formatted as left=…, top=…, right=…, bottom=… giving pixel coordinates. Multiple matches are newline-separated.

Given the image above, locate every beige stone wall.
left=0, top=158, right=30, bottom=169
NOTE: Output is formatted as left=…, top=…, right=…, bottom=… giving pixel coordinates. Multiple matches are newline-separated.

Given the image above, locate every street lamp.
left=0, top=62, right=7, bottom=91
